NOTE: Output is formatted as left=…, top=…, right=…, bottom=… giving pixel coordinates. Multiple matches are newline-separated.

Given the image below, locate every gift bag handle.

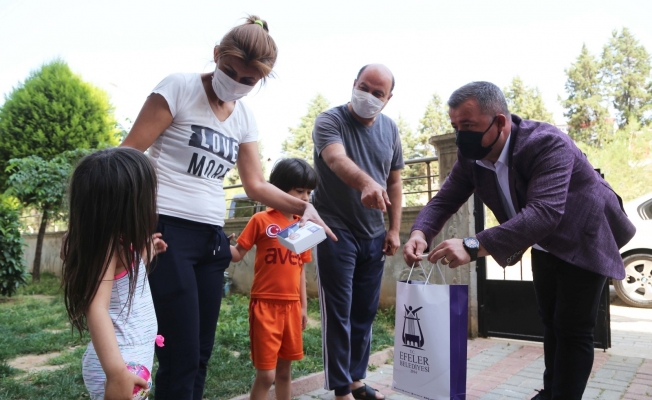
left=406, top=257, right=446, bottom=285
left=406, top=261, right=429, bottom=283
left=432, top=259, right=446, bottom=283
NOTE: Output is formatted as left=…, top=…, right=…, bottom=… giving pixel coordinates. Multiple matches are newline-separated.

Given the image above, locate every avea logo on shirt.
left=186, top=125, right=239, bottom=180
left=265, top=247, right=304, bottom=266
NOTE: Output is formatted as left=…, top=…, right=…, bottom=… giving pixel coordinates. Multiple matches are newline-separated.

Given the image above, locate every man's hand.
left=104, top=368, right=149, bottom=400
left=383, top=230, right=400, bottom=256
left=361, top=181, right=391, bottom=212
left=427, top=238, right=470, bottom=269
left=403, top=231, right=428, bottom=265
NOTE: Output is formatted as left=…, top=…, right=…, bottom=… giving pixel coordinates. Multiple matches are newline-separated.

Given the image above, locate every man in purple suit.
left=403, top=81, right=636, bottom=400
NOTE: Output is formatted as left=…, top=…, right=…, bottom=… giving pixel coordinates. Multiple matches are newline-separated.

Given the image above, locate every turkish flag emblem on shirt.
left=266, top=224, right=281, bottom=238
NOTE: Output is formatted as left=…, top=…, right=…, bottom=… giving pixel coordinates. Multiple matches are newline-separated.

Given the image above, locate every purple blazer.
left=412, top=115, right=636, bottom=280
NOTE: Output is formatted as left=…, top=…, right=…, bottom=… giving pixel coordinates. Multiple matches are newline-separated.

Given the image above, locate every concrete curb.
left=229, top=347, right=394, bottom=400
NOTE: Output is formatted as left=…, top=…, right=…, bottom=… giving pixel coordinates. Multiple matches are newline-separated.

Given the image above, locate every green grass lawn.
left=0, top=273, right=396, bottom=400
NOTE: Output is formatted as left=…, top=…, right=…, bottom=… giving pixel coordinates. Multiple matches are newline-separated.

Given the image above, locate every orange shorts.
left=249, top=299, right=304, bottom=370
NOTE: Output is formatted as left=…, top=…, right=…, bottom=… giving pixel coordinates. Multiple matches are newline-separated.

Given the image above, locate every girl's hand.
left=104, top=369, right=148, bottom=400
left=152, top=233, right=168, bottom=255
left=59, top=232, right=68, bottom=261
left=143, top=233, right=168, bottom=263
left=301, top=308, right=308, bottom=331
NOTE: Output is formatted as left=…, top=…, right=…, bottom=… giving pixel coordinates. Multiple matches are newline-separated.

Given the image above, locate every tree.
left=5, top=150, right=89, bottom=281
left=225, top=141, right=267, bottom=186
left=601, top=28, right=652, bottom=128
left=0, top=59, right=120, bottom=190
left=561, top=44, right=612, bottom=147
left=418, top=93, right=450, bottom=152
left=578, top=122, right=652, bottom=202
left=281, top=94, right=330, bottom=164
left=400, top=96, right=447, bottom=206
left=117, top=117, right=134, bottom=142
left=398, top=115, right=438, bottom=206
left=584, top=122, right=652, bottom=200
left=504, top=76, right=554, bottom=123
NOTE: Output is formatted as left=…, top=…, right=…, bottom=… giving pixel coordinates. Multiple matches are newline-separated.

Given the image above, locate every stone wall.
left=430, top=133, right=479, bottom=338
left=223, top=207, right=424, bottom=309
left=22, top=231, right=66, bottom=276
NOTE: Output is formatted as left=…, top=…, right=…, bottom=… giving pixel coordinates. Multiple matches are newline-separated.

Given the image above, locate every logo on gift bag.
left=402, top=305, right=425, bottom=349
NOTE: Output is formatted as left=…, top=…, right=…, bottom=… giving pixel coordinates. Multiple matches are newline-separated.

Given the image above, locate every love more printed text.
left=186, top=125, right=240, bottom=180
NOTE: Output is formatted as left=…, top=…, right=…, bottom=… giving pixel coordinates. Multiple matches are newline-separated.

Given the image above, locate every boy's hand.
left=301, top=308, right=308, bottom=331
left=104, top=369, right=148, bottom=400
left=228, top=232, right=236, bottom=242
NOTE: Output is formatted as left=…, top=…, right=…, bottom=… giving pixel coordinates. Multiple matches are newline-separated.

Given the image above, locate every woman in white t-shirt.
left=121, top=16, right=334, bottom=400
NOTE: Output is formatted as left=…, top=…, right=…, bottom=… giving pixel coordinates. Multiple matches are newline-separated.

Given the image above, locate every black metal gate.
left=474, top=193, right=611, bottom=349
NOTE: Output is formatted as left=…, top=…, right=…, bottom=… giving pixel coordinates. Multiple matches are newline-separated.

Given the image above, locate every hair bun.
left=247, top=15, right=268, bottom=32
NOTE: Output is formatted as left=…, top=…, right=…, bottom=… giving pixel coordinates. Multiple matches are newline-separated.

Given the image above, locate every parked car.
left=227, top=193, right=265, bottom=219
left=616, top=192, right=652, bottom=308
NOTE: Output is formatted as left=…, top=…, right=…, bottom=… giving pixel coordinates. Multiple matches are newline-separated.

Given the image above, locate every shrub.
left=0, top=196, right=29, bottom=296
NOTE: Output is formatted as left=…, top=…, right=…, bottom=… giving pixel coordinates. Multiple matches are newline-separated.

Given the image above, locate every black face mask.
left=455, top=116, right=499, bottom=160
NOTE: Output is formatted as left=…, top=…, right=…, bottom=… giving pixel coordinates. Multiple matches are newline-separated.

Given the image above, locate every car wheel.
left=614, top=253, right=652, bottom=308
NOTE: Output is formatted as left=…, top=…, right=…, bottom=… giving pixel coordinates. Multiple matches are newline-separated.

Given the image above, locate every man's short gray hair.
left=448, top=81, right=510, bottom=118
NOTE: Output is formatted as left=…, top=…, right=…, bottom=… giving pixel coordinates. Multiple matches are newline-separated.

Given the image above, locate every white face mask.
left=211, top=63, right=255, bottom=102
left=350, top=89, right=385, bottom=119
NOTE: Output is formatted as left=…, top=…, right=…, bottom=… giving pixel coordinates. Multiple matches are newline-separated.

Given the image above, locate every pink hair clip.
left=155, top=335, right=165, bottom=347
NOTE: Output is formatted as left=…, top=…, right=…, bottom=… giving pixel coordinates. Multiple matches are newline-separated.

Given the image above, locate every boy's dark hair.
left=269, top=158, right=317, bottom=193
left=62, top=147, right=158, bottom=335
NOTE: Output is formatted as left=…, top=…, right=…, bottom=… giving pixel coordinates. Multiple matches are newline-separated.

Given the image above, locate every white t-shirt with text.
left=148, top=73, right=258, bottom=226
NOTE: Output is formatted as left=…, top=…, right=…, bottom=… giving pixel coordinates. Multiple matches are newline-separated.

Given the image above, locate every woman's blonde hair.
left=217, top=15, right=278, bottom=82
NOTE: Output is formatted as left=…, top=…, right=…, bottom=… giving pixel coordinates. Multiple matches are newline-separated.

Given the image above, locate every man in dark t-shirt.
left=312, top=64, right=404, bottom=400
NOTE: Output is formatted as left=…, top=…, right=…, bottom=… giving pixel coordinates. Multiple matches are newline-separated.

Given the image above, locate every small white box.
left=277, top=221, right=327, bottom=254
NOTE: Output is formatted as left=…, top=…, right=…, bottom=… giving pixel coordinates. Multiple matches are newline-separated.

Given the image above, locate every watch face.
left=464, top=237, right=479, bottom=249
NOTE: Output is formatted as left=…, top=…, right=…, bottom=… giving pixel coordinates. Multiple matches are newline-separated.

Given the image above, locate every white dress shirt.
left=475, top=134, right=546, bottom=252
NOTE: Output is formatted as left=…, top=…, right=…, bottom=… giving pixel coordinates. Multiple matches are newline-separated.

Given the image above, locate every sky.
left=1, top=0, right=652, bottom=162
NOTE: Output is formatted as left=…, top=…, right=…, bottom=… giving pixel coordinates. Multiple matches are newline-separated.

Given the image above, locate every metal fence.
left=22, top=156, right=441, bottom=231
left=19, top=210, right=67, bottom=234
left=224, top=156, right=440, bottom=219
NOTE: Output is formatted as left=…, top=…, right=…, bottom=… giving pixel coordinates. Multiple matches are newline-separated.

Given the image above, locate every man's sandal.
left=351, top=383, right=385, bottom=400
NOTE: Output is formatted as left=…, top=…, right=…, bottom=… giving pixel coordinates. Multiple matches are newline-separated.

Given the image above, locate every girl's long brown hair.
left=62, top=147, right=158, bottom=335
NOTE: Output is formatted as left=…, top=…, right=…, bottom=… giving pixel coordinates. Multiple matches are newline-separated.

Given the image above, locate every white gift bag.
left=392, top=262, right=468, bottom=400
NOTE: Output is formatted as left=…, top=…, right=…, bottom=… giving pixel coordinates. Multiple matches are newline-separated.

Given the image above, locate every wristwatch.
left=462, top=237, right=480, bottom=262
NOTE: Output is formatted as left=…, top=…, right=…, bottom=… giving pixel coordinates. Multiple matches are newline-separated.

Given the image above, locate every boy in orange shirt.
left=230, top=158, right=316, bottom=400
